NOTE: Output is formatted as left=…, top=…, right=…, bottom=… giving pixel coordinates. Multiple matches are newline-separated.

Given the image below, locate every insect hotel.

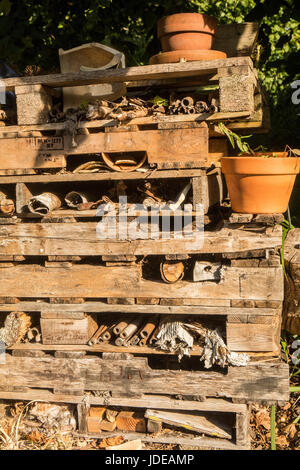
left=0, top=17, right=296, bottom=450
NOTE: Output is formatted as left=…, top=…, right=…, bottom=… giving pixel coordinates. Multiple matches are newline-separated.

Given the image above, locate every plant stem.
left=270, top=405, right=276, bottom=450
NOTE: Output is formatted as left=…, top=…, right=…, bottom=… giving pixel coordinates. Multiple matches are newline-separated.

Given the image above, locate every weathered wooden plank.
left=0, top=168, right=204, bottom=184
left=0, top=388, right=246, bottom=412
left=0, top=264, right=284, bottom=300
left=0, top=302, right=278, bottom=316
left=192, top=172, right=224, bottom=212
left=0, top=126, right=208, bottom=169
left=213, top=23, right=259, bottom=58
left=2, top=57, right=253, bottom=91
left=85, top=431, right=249, bottom=450
left=0, top=223, right=283, bottom=256
left=79, top=431, right=248, bottom=450
left=235, top=408, right=250, bottom=447
left=0, top=354, right=289, bottom=402
left=144, top=408, right=232, bottom=439
left=0, top=137, right=66, bottom=170
left=0, top=111, right=253, bottom=140
left=6, top=342, right=204, bottom=356
left=226, top=320, right=281, bottom=352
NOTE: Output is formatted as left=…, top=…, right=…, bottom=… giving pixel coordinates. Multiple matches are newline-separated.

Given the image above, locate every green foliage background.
left=0, top=0, right=299, bottom=148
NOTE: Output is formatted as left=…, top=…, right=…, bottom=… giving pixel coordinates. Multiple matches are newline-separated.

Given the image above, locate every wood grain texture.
left=0, top=223, right=283, bottom=256
left=0, top=354, right=289, bottom=402
left=0, top=264, right=284, bottom=300
left=0, top=126, right=208, bottom=169
left=40, top=316, right=98, bottom=344
left=2, top=57, right=253, bottom=91
left=0, top=301, right=279, bottom=316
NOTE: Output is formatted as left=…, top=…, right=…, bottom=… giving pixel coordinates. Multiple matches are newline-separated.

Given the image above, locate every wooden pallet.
left=0, top=121, right=213, bottom=172
left=0, top=387, right=251, bottom=449
left=0, top=351, right=289, bottom=404
left=0, top=56, right=267, bottom=133
left=77, top=397, right=251, bottom=450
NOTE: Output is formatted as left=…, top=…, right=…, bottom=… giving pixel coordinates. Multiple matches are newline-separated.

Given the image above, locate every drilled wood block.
left=40, top=315, right=98, bottom=344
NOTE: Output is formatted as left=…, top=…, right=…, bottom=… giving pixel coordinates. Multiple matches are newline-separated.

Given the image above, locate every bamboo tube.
left=65, top=191, right=94, bottom=209
left=120, top=318, right=142, bottom=340
left=28, top=193, right=61, bottom=215
left=140, top=321, right=156, bottom=339
left=149, top=326, right=160, bottom=345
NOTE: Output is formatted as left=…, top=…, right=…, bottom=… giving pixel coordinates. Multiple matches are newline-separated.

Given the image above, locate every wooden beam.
left=0, top=223, right=283, bottom=256
left=0, top=302, right=278, bottom=316
left=0, top=168, right=204, bottom=184
left=0, top=264, right=284, bottom=300
left=0, top=354, right=289, bottom=402
left=0, top=111, right=253, bottom=137
left=2, top=57, right=253, bottom=91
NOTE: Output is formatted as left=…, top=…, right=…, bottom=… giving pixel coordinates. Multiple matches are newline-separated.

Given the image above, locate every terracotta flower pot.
left=157, top=13, right=218, bottom=52
left=221, top=153, right=300, bottom=214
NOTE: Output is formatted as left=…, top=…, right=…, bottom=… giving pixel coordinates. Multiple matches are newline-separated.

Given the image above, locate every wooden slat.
left=0, top=126, right=209, bottom=169
left=0, top=354, right=289, bottom=402
left=0, top=264, right=284, bottom=300
left=0, top=302, right=278, bottom=316
left=213, top=23, right=259, bottom=58
left=7, top=342, right=205, bottom=356
left=0, top=223, right=283, bottom=256
left=2, top=57, right=253, bottom=91
left=0, top=168, right=204, bottom=184
left=80, top=431, right=247, bottom=450
left=144, top=408, right=232, bottom=439
left=0, top=111, right=252, bottom=137
left=0, top=390, right=246, bottom=412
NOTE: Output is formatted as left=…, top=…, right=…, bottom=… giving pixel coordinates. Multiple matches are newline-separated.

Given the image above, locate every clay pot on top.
left=157, top=13, right=218, bottom=52
left=221, top=153, right=300, bottom=214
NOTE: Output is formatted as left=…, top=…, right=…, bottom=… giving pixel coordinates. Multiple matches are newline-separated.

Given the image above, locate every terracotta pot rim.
left=157, top=13, right=218, bottom=38
left=221, top=155, right=300, bottom=176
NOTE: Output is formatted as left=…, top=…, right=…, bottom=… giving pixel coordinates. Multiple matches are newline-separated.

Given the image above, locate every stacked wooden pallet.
left=0, top=55, right=288, bottom=450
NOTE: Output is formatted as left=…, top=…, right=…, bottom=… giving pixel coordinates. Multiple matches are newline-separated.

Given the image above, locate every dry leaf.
left=99, top=435, right=124, bottom=448
left=255, top=409, right=271, bottom=430
left=283, top=423, right=297, bottom=439
left=27, top=430, right=47, bottom=444
left=276, top=434, right=289, bottom=447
